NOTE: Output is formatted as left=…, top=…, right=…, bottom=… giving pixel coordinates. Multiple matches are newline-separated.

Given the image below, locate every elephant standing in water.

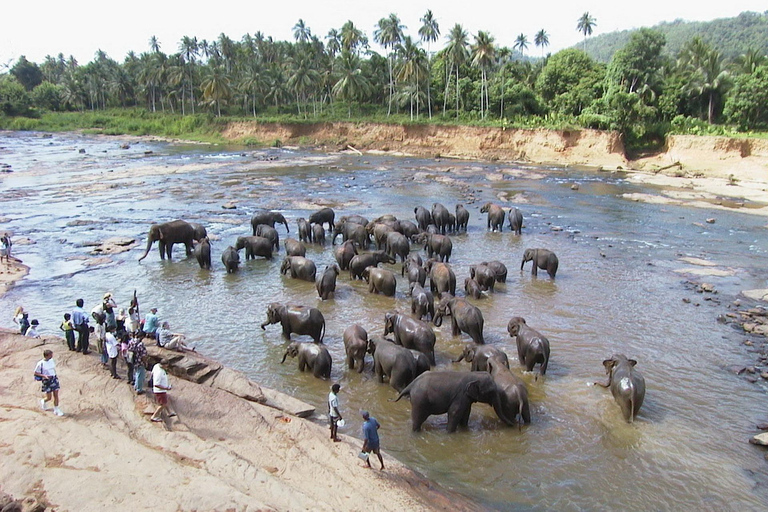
left=384, top=312, right=436, bottom=365
left=392, top=371, right=516, bottom=432
left=193, top=237, right=212, bottom=270
left=414, top=206, right=432, bottom=231
left=284, top=238, right=306, bottom=257
left=309, top=207, right=335, bottom=231
left=455, top=204, right=470, bottom=232
left=595, top=354, right=646, bottom=423
left=316, top=264, right=339, bottom=300
left=333, top=240, right=358, bottom=270
left=281, top=342, right=332, bottom=379
left=487, top=357, right=531, bottom=426
left=343, top=324, right=368, bottom=373
left=261, top=303, right=325, bottom=343
left=235, top=236, right=273, bottom=260
left=137, top=219, right=197, bottom=261
left=367, top=336, right=420, bottom=392
left=508, top=207, right=523, bottom=235
left=453, top=344, right=509, bottom=372
left=434, top=296, right=485, bottom=344
left=281, top=256, right=317, bottom=282
left=521, top=248, right=558, bottom=279
left=480, top=202, right=506, bottom=232
left=507, top=317, right=550, bottom=376
left=221, top=246, right=240, bottom=273
left=250, top=211, right=289, bottom=234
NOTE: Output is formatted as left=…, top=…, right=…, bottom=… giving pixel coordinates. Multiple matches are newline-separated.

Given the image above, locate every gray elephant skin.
left=455, top=204, right=470, bottom=232
left=235, top=236, right=273, bottom=260
left=434, top=297, right=485, bottom=344
left=190, top=222, right=208, bottom=242
left=316, top=264, right=339, bottom=300
left=507, top=317, right=550, bottom=376
left=385, top=231, right=410, bottom=263
left=426, top=260, right=456, bottom=296
left=332, top=222, right=370, bottom=249
left=414, top=206, right=432, bottom=231
left=308, top=207, right=335, bottom=230
left=419, top=233, right=452, bottom=262
left=348, top=251, right=395, bottom=280
left=487, top=356, right=531, bottom=425
left=343, top=324, right=368, bottom=373
left=364, top=266, right=397, bottom=296
left=384, top=312, right=436, bottom=365
left=261, top=303, right=326, bottom=343
left=281, top=256, right=317, bottom=282
left=251, top=211, right=289, bottom=233
left=367, top=336, right=420, bottom=392
left=281, top=341, right=332, bottom=379
left=403, top=258, right=427, bottom=287
left=392, top=371, right=515, bottom=432
left=254, top=224, right=280, bottom=251
left=409, top=282, right=435, bottom=322
left=284, top=238, right=306, bottom=257
left=431, top=203, right=451, bottom=235
left=311, top=224, right=326, bottom=245
left=138, top=219, right=197, bottom=261
left=521, top=248, right=558, bottom=279
left=333, top=240, right=358, bottom=270
left=596, top=354, right=646, bottom=423
left=297, top=218, right=311, bottom=243
left=193, top=237, right=212, bottom=270
left=508, top=207, right=523, bottom=235
left=470, top=263, right=496, bottom=292
left=221, top=246, right=240, bottom=273
left=482, top=260, right=508, bottom=283
left=480, top=202, right=505, bottom=232
left=464, top=277, right=482, bottom=299
left=454, top=344, right=509, bottom=372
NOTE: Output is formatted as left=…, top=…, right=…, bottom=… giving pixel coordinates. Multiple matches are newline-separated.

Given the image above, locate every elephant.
left=284, top=238, right=306, bottom=257
left=384, top=311, right=436, bottom=365
left=261, top=303, right=326, bottom=343
left=454, top=344, right=509, bottom=372
left=308, top=207, right=335, bottom=231
left=190, top=222, right=208, bottom=242
left=221, top=246, right=240, bottom=273
left=297, top=217, right=311, bottom=243
left=281, top=341, right=332, bottom=379
left=508, top=207, right=523, bottom=236
left=507, top=317, right=550, bottom=376
left=414, top=206, right=433, bottom=231
left=316, top=264, right=339, bottom=300
left=281, top=256, right=317, bottom=282
left=193, top=237, right=212, bottom=270
left=367, top=335, right=420, bottom=392
left=480, top=202, right=506, bottom=232
left=409, top=349, right=431, bottom=377
left=254, top=224, right=280, bottom=251
left=431, top=203, right=451, bottom=235
left=425, top=260, right=456, bottom=296
left=447, top=213, right=457, bottom=234
left=373, top=214, right=398, bottom=225
left=235, top=236, right=273, bottom=260
left=409, top=282, right=435, bottom=322
left=595, top=354, right=646, bottom=423
left=349, top=251, right=395, bottom=280
left=487, top=357, right=531, bottom=426
left=397, top=220, right=420, bottom=241
left=470, top=263, right=496, bottom=292
left=311, top=224, right=326, bottom=245
left=343, top=324, right=368, bottom=373
left=434, top=296, right=485, bottom=344
left=332, top=222, right=370, bottom=249
left=464, top=277, right=482, bottom=299
left=338, top=214, right=369, bottom=227
left=138, top=219, right=197, bottom=261
left=521, top=248, right=558, bottom=279
left=333, top=240, right=358, bottom=271
left=392, top=371, right=515, bottom=432
left=455, top=204, right=470, bottom=232
left=363, top=266, right=397, bottom=296
left=417, top=233, right=452, bottom=262
left=426, top=224, right=439, bottom=235
left=385, top=231, right=410, bottom=263
left=251, top=211, right=289, bottom=233
left=403, top=258, right=427, bottom=287
left=368, top=222, right=395, bottom=250
left=481, top=260, right=508, bottom=283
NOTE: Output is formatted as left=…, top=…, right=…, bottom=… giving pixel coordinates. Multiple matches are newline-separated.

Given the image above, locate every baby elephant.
left=596, top=354, right=646, bottom=423
left=453, top=344, right=509, bottom=372
left=521, top=248, right=558, bottom=279
left=316, top=264, right=339, bottom=300
left=343, top=324, right=368, bottom=373
left=281, top=341, right=332, bottom=379
left=507, top=317, right=550, bottom=377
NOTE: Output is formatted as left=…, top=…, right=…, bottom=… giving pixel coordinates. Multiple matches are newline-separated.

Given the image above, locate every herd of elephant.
left=136, top=203, right=645, bottom=431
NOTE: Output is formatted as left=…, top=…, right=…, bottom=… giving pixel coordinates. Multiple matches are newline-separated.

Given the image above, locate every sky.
left=2, top=1, right=767, bottom=68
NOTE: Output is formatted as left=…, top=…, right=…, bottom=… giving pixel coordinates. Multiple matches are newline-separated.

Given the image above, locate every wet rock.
left=746, top=376, right=759, bottom=383
left=729, top=365, right=747, bottom=375
left=742, top=289, right=768, bottom=302
left=144, top=150, right=153, bottom=155
left=221, top=202, right=237, bottom=210
left=683, top=297, right=691, bottom=304
left=571, top=184, right=580, bottom=190
left=551, top=226, right=563, bottom=232
left=13, top=237, right=35, bottom=246
left=78, top=148, right=86, bottom=154
left=757, top=422, right=768, bottom=430
left=746, top=366, right=756, bottom=374
left=699, top=283, right=716, bottom=293
left=120, top=143, right=130, bottom=149
left=82, top=257, right=113, bottom=267
left=754, top=325, right=768, bottom=336
left=706, top=218, right=716, bottom=224
left=748, top=308, right=767, bottom=316
left=66, top=219, right=98, bottom=227
left=716, top=314, right=728, bottom=323
left=90, top=237, right=137, bottom=255
left=762, top=373, right=768, bottom=380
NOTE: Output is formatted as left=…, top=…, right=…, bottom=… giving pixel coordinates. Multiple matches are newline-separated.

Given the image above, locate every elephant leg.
left=158, top=240, right=166, bottom=260
left=447, top=400, right=470, bottom=432
left=540, top=357, right=548, bottom=375
left=185, top=242, right=193, bottom=256
left=451, top=319, right=461, bottom=337
left=282, top=326, right=292, bottom=340
left=298, top=359, right=307, bottom=372
left=411, top=407, right=431, bottom=432
left=375, top=362, right=384, bottom=383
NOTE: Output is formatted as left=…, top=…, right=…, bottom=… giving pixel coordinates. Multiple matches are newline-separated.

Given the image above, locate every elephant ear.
left=465, top=380, right=483, bottom=402
left=628, top=359, right=638, bottom=367
left=157, top=227, right=165, bottom=240
left=602, top=358, right=617, bottom=372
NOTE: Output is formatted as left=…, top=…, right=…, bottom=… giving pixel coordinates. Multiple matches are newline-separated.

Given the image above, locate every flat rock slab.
left=743, top=289, right=768, bottom=302
left=260, top=387, right=315, bottom=418
left=750, top=432, right=768, bottom=446
left=674, top=267, right=735, bottom=277
left=208, top=367, right=266, bottom=403
left=679, top=257, right=718, bottom=266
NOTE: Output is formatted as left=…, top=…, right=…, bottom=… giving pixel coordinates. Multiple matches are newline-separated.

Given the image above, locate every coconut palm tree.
left=444, top=24, right=469, bottom=119
left=734, top=48, right=766, bottom=75
left=687, top=49, right=732, bottom=124
left=340, top=21, right=368, bottom=56
left=374, top=14, right=405, bottom=116
left=396, top=36, right=427, bottom=119
left=149, top=36, right=161, bottom=54
left=534, top=29, right=549, bottom=59
left=293, top=19, right=311, bottom=43
left=287, top=54, right=320, bottom=117
left=332, top=51, right=371, bottom=117
left=179, top=35, right=199, bottom=114
left=514, top=34, right=529, bottom=57
left=471, top=31, right=495, bottom=119
left=200, top=66, right=231, bottom=117
left=576, top=12, right=597, bottom=52
left=419, top=9, right=440, bottom=118
left=326, top=29, right=341, bottom=60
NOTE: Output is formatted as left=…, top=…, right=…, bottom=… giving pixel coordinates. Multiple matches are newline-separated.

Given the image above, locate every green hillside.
left=583, top=11, right=768, bottom=63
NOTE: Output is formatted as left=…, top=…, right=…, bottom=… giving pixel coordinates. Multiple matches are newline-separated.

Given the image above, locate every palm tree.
left=179, top=35, right=199, bottom=114
left=471, top=31, right=495, bottom=119
left=326, top=29, right=341, bottom=60
left=288, top=55, right=320, bottom=117
left=687, top=49, right=732, bottom=124
left=293, top=19, right=312, bottom=43
left=534, top=29, right=549, bottom=58
left=340, top=21, right=367, bottom=56
left=576, top=12, right=597, bottom=52
left=734, top=47, right=766, bottom=75
left=444, top=24, right=469, bottom=119
left=149, top=36, right=161, bottom=54
left=514, top=34, right=529, bottom=56
left=374, top=14, right=405, bottom=116
left=496, top=47, right=510, bottom=118
left=419, top=9, right=440, bottom=118
left=396, top=36, right=427, bottom=119
left=332, top=51, right=371, bottom=117
left=200, top=66, right=231, bottom=117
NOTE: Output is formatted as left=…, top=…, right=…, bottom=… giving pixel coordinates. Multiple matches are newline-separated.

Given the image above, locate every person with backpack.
left=34, top=349, right=63, bottom=416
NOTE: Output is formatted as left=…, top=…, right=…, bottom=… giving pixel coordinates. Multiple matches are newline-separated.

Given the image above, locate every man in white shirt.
left=328, top=383, right=342, bottom=442
left=34, top=349, right=63, bottom=416
left=150, top=361, right=175, bottom=422
left=105, top=326, right=120, bottom=379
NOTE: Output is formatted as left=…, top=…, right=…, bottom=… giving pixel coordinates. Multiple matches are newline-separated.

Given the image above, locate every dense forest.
left=1, top=10, right=768, bottom=148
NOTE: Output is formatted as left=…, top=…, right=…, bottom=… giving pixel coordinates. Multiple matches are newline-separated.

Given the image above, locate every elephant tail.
left=319, top=320, right=326, bottom=343
left=628, top=381, right=636, bottom=424
left=390, top=381, right=413, bottom=403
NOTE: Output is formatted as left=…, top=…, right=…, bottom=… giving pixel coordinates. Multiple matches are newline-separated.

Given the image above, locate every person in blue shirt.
left=71, top=298, right=90, bottom=354
left=143, top=307, right=160, bottom=339
left=361, top=410, right=384, bottom=470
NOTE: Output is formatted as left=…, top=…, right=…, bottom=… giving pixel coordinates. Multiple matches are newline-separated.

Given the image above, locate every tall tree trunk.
left=443, top=63, right=451, bottom=116
left=708, top=91, right=715, bottom=124
left=455, top=67, right=460, bottom=120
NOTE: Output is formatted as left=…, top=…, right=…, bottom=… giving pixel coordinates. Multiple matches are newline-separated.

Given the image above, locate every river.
left=1, top=131, right=767, bottom=510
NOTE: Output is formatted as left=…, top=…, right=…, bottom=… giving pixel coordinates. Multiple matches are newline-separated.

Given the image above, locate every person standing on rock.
left=128, top=333, right=148, bottom=394
left=12, top=306, right=25, bottom=333
left=72, top=298, right=90, bottom=354
left=60, top=313, right=76, bottom=351
left=150, top=360, right=175, bottom=422
left=360, top=410, right=384, bottom=470
left=1, top=232, right=11, bottom=266
left=35, top=349, right=64, bottom=416
left=105, top=326, right=120, bottom=379
left=328, top=383, right=342, bottom=442
left=91, top=302, right=107, bottom=366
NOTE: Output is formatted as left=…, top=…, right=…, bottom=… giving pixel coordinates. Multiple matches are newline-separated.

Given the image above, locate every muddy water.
left=2, top=131, right=768, bottom=510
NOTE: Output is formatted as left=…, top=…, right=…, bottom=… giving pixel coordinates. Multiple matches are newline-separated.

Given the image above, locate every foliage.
left=31, top=81, right=64, bottom=111
left=723, top=66, right=768, bottom=130
left=11, top=56, right=43, bottom=91
left=0, top=75, right=32, bottom=116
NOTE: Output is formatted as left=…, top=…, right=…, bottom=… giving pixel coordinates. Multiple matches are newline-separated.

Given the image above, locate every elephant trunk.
left=520, top=258, right=526, bottom=270
left=280, top=351, right=288, bottom=363
left=260, top=320, right=269, bottom=330
left=138, top=236, right=154, bottom=262
left=283, top=220, right=290, bottom=233
left=452, top=353, right=465, bottom=363
left=433, top=312, right=443, bottom=327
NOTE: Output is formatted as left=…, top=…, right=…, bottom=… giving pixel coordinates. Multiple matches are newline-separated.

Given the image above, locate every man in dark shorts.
left=328, top=383, right=342, bottom=442
left=361, top=410, right=384, bottom=470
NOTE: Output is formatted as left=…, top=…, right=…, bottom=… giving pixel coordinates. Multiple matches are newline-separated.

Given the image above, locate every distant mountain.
left=578, top=10, right=768, bottom=63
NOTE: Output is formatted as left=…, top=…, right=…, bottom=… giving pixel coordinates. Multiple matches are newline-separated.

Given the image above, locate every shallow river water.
left=2, top=131, right=768, bottom=510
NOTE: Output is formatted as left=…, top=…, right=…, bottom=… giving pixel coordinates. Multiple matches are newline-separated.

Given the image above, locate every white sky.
left=2, top=1, right=766, bottom=67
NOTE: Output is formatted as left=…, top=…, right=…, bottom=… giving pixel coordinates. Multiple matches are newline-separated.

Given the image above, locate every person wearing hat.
left=143, top=307, right=160, bottom=339
left=360, top=410, right=384, bottom=470
left=328, top=383, right=342, bottom=442
left=25, top=319, right=41, bottom=338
